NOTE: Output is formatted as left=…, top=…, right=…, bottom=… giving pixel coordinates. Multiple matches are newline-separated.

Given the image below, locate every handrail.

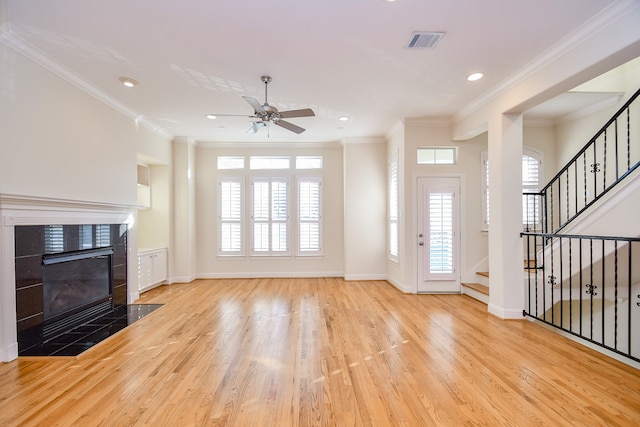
left=537, top=87, right=640, bottom=234
left=541, top=87, right=640, bottom=194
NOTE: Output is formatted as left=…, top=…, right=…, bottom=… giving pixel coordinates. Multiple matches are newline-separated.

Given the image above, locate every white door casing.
left=417, top=177, right=461, bottom=293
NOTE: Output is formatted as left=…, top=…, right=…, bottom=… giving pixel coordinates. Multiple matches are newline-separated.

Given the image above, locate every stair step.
left=462, top=282, right=489, bottom=295
left=476, top=271, right=489, bottom=278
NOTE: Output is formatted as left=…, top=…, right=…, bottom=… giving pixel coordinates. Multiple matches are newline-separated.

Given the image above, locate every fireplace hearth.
left=19, top=303, right=162, bottom=356
left=13, top=223, right=153, bottom=356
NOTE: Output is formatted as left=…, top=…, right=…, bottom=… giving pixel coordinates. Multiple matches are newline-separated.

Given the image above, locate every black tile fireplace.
left=14, top=224, right=142, bottom=356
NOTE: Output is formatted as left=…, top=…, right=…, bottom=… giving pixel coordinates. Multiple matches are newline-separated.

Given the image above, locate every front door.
left=417, top=177, right=460, bottom=293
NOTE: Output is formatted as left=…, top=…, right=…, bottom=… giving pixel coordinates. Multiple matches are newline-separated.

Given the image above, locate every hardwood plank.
left=0, top=278, right=639, bottom=426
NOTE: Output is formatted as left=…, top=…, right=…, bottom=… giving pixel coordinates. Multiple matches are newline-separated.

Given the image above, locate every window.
left=298, top=177, right=322, bottom=255
left=389, top=149, right=399, bottom=260
left=216, top=155, right=324, bottom=258
left=417, top=147, right=457, bottom=165
left=252, top=177, right=289, bottom=255
left=428, top=191, right=454, bottom=276
left=218, top=177, right=244, bottom=255
left=481, top=148, right=543, bottom=229
left=250, top=156, right=290, bottom=170
left=296, top=156, right=323, bottom=169
left=217, top=156, right=245, bottom=170
left=522, top=152, right=541, bottom=229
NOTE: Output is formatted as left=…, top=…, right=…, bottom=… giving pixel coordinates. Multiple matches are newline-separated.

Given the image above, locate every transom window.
left=417, top=147, right=457, bottom=165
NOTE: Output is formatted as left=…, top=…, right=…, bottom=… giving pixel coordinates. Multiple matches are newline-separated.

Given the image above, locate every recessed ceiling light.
left=467, top=72, right=483, bottom=82
left=119, top=77, right=138, bottom=88
left=205, top=114, right=217, bottom=120
left=339, top=116, right=350, bottom=121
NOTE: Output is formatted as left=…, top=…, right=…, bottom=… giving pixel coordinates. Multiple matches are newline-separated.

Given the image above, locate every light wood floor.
left=1, top=278, right=639, bottom=426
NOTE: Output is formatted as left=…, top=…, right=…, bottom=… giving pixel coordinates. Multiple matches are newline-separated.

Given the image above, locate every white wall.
left=137, top=164, right=171, bottom=249
left=403, top=122, right=487, bottom=290
left=195, top=143, right=345, bottom=278
left=0, top=43, right=167, bottom=205
left=556, top=58, right=640, bottom=167
left=0, top=42, right=170, bottom=361
left=343, top=139, right=387, bottom=280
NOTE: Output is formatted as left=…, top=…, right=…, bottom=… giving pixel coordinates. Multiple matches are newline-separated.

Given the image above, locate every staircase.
left=462, top=273, right=489, bottom=304
left=462, top=262, right=535, bottom=305
left=521, top=86, right=640, bottom=364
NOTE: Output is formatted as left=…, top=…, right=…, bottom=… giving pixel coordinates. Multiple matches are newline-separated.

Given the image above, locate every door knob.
left=418, top=242, right=424, bottom=246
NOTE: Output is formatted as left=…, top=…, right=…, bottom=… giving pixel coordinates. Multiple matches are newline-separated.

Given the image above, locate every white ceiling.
left=1, top=0, right=627, bottom=143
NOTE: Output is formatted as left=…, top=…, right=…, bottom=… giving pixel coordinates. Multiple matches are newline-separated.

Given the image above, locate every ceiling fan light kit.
left=211, top=75, right=315, bottom=135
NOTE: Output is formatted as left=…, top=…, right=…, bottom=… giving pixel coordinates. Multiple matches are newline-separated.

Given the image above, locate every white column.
left=487, top=113, right=524, bottom=319
left=171, top=137, right=197, bottom=283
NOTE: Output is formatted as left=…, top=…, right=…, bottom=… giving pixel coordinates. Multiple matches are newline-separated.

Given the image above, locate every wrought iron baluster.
left=614, top=117, right=619, bottom=180
left=601, top=239, right=605, bottom=346
left=569, top=238, right=573, bottom=334
left=603, top=128, right=607, bottom=190
left=614, top=240, right=618, bottom=351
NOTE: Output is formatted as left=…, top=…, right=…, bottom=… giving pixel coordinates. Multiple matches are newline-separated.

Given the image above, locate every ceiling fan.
left=212, top=75, right=315, bottom=134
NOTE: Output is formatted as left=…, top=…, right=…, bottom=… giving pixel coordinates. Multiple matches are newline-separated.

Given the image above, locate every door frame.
left=415, top=174, right=463, bottom=293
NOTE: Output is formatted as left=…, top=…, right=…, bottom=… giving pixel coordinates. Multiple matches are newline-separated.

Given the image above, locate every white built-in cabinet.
left=138, top=248, right=167, bottom=292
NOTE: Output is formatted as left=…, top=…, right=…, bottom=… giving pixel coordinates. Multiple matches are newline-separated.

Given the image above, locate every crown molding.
left=0, top=29, right=173, bottom=140
left=341, top=137, right=386, bottom=145
left=196, top=140, right=343, bottom=149
left=404, top=117, right=451, bottom=127
left=457, top=0, right=640, bottom=121
left=556, top=93, right=623, bottom=124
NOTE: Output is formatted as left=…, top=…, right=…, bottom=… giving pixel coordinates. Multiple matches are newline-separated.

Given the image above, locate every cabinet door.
left=138, top=254, right=152, bottom=290
left=151, top=249, right=167, bottom=284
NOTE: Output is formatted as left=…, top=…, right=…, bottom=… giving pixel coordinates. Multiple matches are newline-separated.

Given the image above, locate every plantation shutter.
left=219, top=177, right=243, bottom=254
left=428, top=191, right=454, bottom=278
left=522, top=154, right=541, bottom=227
left=252, top=177, right=289, bottom=255
left=482, top=149, right=542, bottom=228
left=298, top=177, right=321, bottom=254
left=389, top=150, right=399, bottom=260
left=271, top=179, right=288, bottom=252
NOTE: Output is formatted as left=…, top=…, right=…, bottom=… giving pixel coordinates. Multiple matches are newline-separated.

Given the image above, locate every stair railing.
left=534, top=87, right=640, bottom=234
left=521, top=231, right=640, bottom=363
left=521, top=87, right=640, bottom=364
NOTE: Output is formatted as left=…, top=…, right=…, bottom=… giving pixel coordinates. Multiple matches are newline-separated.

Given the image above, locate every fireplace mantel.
left=0, top=194, right=139, bottom=361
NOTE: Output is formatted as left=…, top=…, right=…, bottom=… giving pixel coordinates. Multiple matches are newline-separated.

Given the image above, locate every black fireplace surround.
left=15, top=224, right=160, bottom=356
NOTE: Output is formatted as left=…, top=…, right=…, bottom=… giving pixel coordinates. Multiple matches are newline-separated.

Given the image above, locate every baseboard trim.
left=343, top=274, right=387, bottom=281
left=196, top=271, right=344, bottom=280
left=488, top=303, right=525, bottom=320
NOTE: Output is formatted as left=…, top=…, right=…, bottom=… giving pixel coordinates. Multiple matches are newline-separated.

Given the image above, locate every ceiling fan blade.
left=208, top=114, right=256, bottom=118
left=278, top=108, right=315, bottom=119
left=247, top=122, right=266, bottom=134
left=242, top=96, right=266, bottom=114
left=275, top=120, right=305, bottom=134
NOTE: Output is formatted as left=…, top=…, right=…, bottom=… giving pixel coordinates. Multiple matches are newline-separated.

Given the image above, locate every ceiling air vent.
left=406, top=31, right=445, bottom=49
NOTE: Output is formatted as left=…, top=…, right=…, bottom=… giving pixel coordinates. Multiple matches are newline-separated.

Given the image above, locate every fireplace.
left=42, top=248, right=114, bottom=338
left=15, top=224, right=129, bottom=355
